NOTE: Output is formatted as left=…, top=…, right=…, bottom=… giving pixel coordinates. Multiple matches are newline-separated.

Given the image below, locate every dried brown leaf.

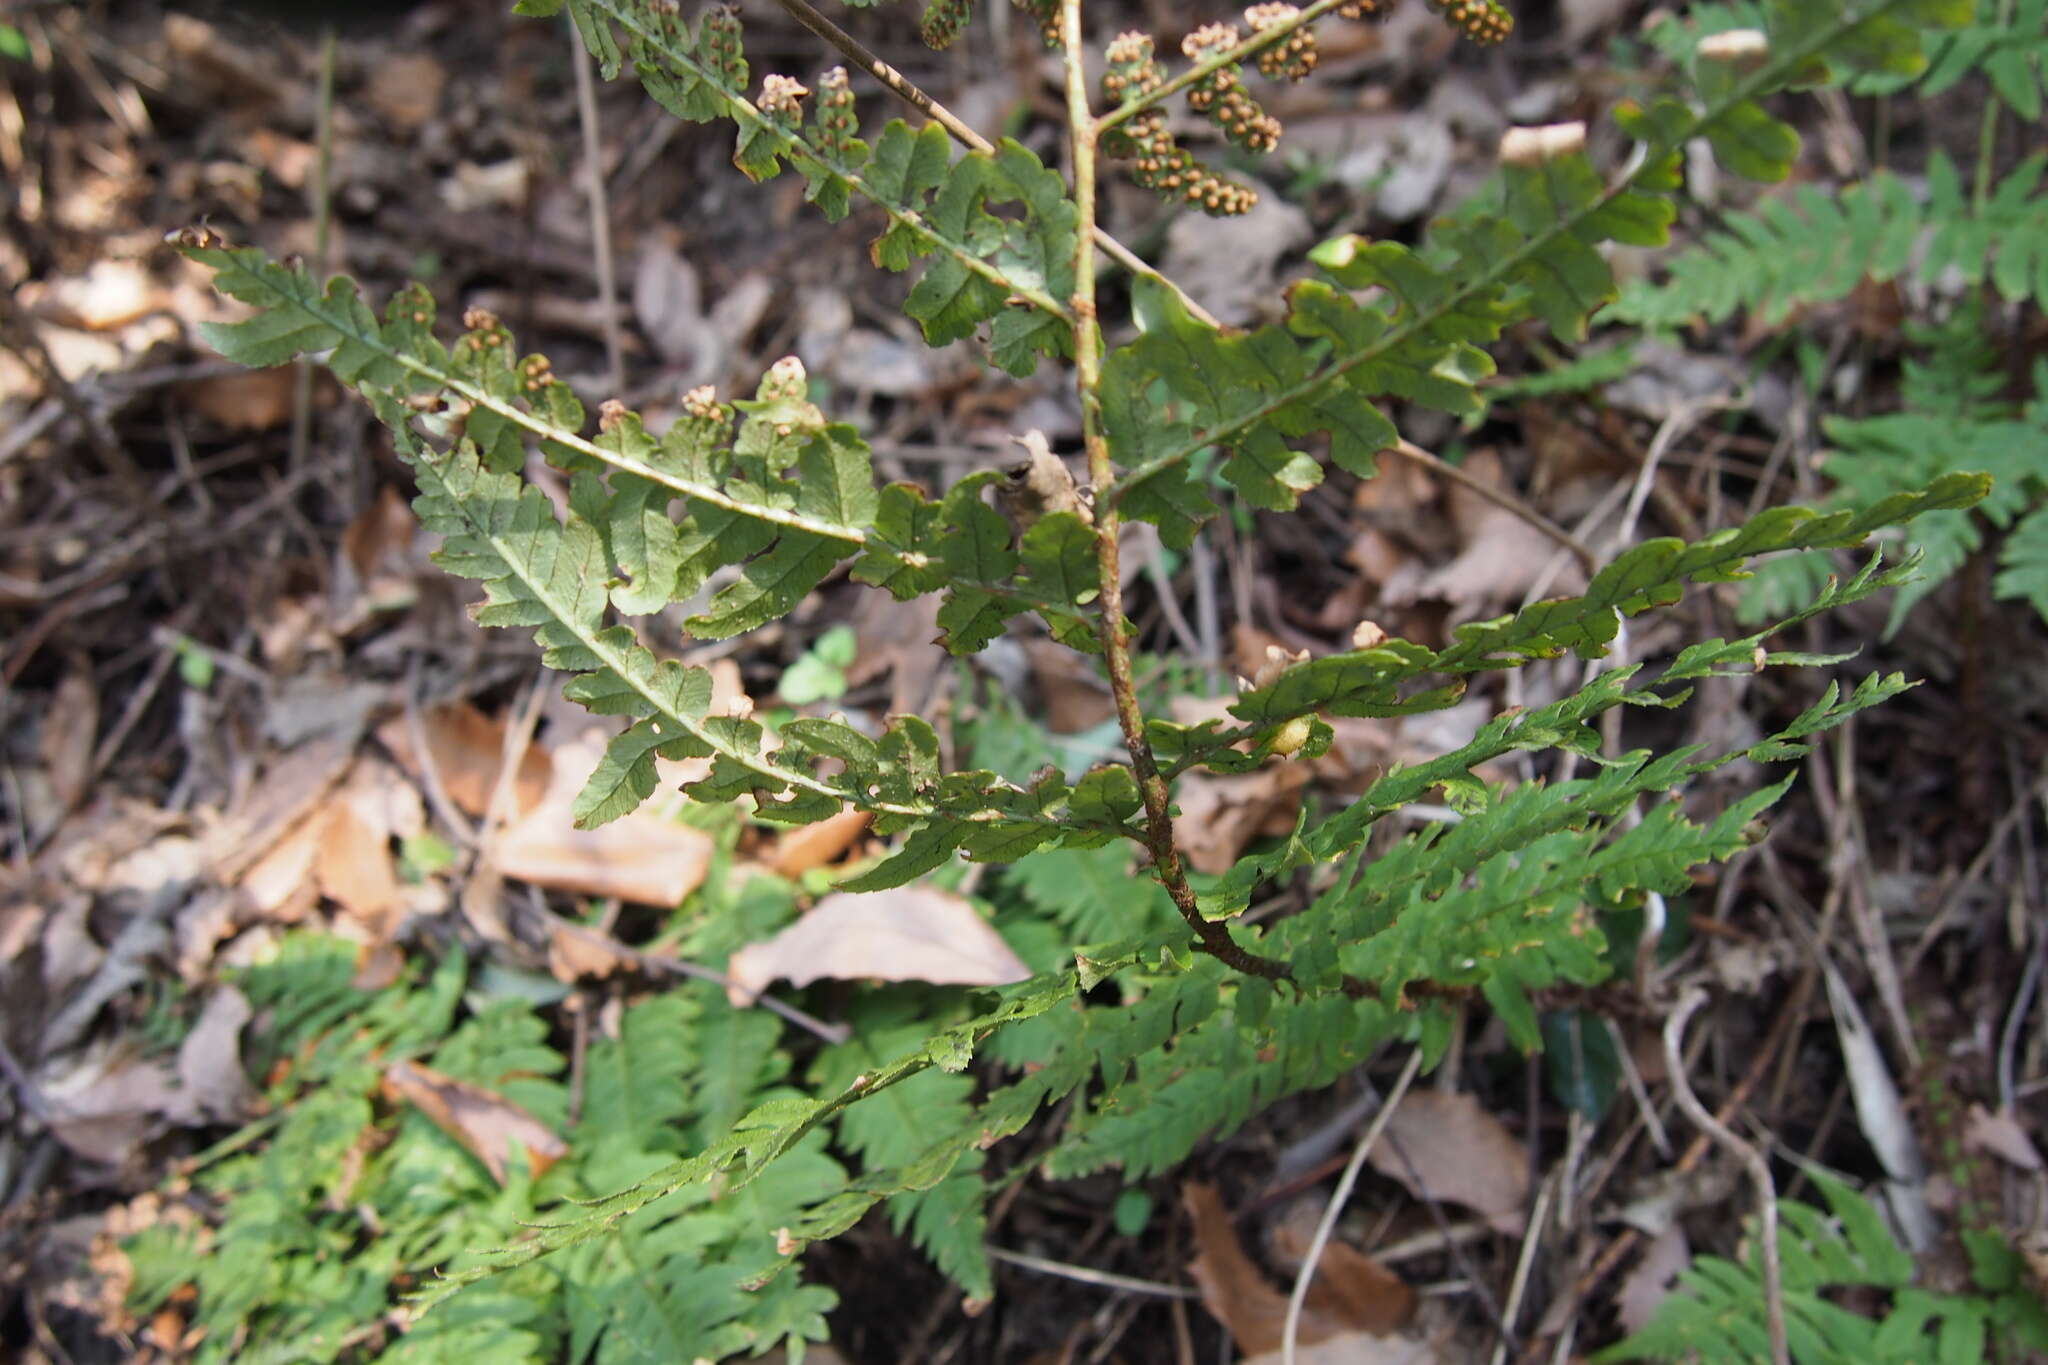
left=381, top=1059, right=566, bottom=1184
left=365, top=52, right=445, bottom=131
left=1615, top=1222, right=1690, bottom=1334
left=725, top=885, right=1030, bottom=1005
left=1270, top=1219, right=1417, bottom=1336
left=1370, top=1091, right=1530, bottom=1235
left=43, top=1050, right=180, bottom=1166
left=1187, top=1181, right=1340, bottom=1355
left=1963, top=1102, right=2043, bottom=1172
left=545, top=917, right=640, bottom=984
left=376, top=699, right=551, bottom=819
left=41, top=666, right=98, bottom=812
left=495, top=729, right=713, bottom=907
left=1022, top=637, right=1115, bottom=734
left=173, top=986, right=255, bottom=1125
left=181, top=367, right=297, bottom=432
left=770, top=807, right=873, bottom=878
left=1243, top=1333, right=1441, bottom=1365
left=314, top=802, right=403, bottom=937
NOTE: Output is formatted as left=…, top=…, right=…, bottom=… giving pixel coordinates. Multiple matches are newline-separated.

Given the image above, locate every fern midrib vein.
left=426, top=445, right=952, bottom=821
left=224, top=265, right=1071, bottom=622
left=1105, top=0, right=1925, bottom=503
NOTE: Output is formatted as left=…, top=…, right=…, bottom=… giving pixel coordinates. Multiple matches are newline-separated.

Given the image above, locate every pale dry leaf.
left=1021, top=637, right=1115, bottom=734
left=375, top=699, right=551, bottom=819
left=1963, top=1103, right=2044, bottom=1172
left=545, top=917, right=641, bottom=984
left=42, top=260, right=158, bottom=331
left=40, top=666, right=99, bottom=812
left=381, top=1059, right=567, bottom=1184
left=1397, top=505, right=1572, bottom=619
left=365, top=52, right=445, bottom=131
left=725, top=886, right=1029, bottom=1006
left=770, top=807, right=873, bottom=878
left=237, top=813, right=323, bottom=921
left=848, top=592, right=946, bottom=717
left=495, top=728, right=713, bottom=907
left=206, top=733, right=360, bottom=886
left=1707, top=938, right=1778, bottom=995
left=1615, top=1221, right=1690, bottom=1334
left=41, top=1048, right=180, bottom=1166
left=1371, top=1091, right=1530, bottom=1235
left=1185, top=1182, right=1354, bottom=1356
left=441, top=158, right=529, bottom=213
left=173, top=986, right=254, bottom=1125
left=1173, top=765, right=1309, bottom=877
left=181, top=367, right=297, bottom=431
left=1560, top=0, right=1633, bottom=45
left=333, top=484, right=424, bottom=629
left=313, top=800, right=404, bottom=940
left=632, top=235, right=708, bottom=368
left=1160, top=194, right=1312, bottom=326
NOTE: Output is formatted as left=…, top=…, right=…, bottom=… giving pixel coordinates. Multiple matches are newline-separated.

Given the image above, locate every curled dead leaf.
left=725, top=886, right=1030, bottom=1006
left=1186, top=1182, right=1418, bottom=1357
left=381, top=1060, right=566, bottom=1184
left=376, top=699, right=551, bottom=819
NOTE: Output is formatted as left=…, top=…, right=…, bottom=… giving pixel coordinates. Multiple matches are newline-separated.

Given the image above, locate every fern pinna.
left=174, top=0, right=1991, bottom=1348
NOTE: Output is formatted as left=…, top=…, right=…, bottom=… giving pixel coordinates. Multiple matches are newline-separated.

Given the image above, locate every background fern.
left=1598, top=1174, right=2048, bottom=1364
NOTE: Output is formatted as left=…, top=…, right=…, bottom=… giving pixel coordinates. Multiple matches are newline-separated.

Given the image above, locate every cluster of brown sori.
left=1095, top=0, right=1510, bottom=214
left=1427, top=0, right=1512, bottom=43
left=1103, top=30, right=1260, bottom=215
left=809, top=66, right=858, bottom=160
left=1244, top=2, right=1317, bottom=81
left=1183, top=23, right=1283, bottom=153
left=920, top=0, right=972, bottom=50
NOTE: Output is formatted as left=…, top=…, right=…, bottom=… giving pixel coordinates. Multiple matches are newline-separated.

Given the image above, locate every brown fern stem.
left=1059, top=0, right=1302, bottom=987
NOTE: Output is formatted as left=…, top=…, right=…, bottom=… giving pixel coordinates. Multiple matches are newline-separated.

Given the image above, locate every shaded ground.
left=4, top=1, right=2047, bottom=1361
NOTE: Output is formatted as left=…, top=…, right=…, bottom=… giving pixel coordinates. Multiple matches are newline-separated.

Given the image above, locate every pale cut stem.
left=1664, top=987, right=1788, bottom=1365
left=569, top=14, right=625, bottom=394
left=1281, top=1048, right=1425, bottom=1365
left=770, top=0, right=1222, bottom=330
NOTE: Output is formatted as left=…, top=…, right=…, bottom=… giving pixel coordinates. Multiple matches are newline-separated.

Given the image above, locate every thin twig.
left=768, top=0, right=1223, bottom=329
left=640, top=949, right=851, bottom=1045
left=1391, top=441, right=1595, bottom=578
left=1487, top=1177, right=1550, bottom=1365
left=984, top=1246, right=1200, bottom=1299
left=569, top=14, right=625, bottom=393
left=1281, top=1048, right=1425, bottom=1365
left=1664, top=987, right=1788, bottom=1365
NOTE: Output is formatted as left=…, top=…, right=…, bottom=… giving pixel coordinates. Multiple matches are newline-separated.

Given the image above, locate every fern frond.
left=813, top=995, right=991, bottom=1296
left=1106, top=0, right=1968, bottom=543
left=409, top=951, right=1134, bottom=1313
left=1152, top=477, right=1984, bottom=778
left=1596, top=1173, right=2044, bottom=1365
left=1611, top=151, right=2048, bottom=328
left=562, top=0, right=1079, bottom=374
